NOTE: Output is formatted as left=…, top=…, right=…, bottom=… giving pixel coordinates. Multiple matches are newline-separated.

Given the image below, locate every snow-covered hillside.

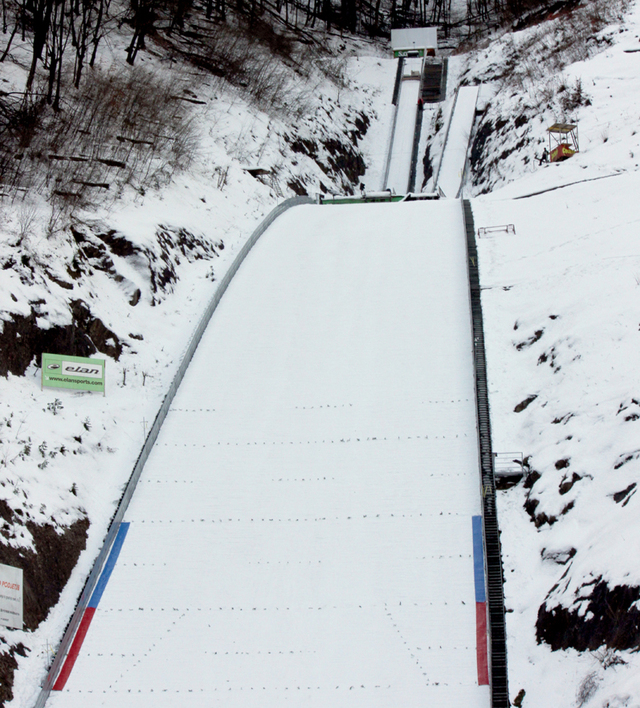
left=467, top=1, right=640, bottom=705
left=475, top=171, right=640, bottom=708
left=462, top=0, right=635, bottom=196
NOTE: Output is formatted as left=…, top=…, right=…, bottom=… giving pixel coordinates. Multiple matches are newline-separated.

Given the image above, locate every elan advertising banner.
left=42, top=353, right=105, bottom=394
left=0, top=563, right=23, bottom=629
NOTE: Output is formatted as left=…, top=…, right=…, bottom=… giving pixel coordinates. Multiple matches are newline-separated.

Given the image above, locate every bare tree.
left=125, top=0, right=158, bottom=65
left=70, top=0, right=108, bottom=88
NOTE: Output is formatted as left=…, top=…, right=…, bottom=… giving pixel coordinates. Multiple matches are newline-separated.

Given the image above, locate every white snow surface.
left=436, top=85, right=479, bottom=198
left=47, top=201, right=489, bottom=707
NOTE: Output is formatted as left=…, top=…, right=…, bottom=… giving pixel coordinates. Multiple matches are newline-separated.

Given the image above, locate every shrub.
left=0, top=65, right=198, bottom=208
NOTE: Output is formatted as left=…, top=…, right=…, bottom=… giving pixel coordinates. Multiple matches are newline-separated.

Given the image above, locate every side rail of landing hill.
left=462, top=198, right=510, bottom=708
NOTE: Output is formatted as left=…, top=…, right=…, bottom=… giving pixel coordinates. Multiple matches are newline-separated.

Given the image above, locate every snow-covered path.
left=385, top=58, right=422, bottom=193
left=48, top=201, right=489, bottom=708
left=436, top=86, right=479, bottom=198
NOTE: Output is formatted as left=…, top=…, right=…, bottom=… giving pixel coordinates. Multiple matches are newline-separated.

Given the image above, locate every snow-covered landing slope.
left=48, top=200, right=489, bottom=708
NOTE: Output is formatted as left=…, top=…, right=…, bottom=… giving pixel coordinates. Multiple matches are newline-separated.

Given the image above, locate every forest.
left=0, top=0, right=571, bottom=109
left=0, top=0, right=572, bottom=214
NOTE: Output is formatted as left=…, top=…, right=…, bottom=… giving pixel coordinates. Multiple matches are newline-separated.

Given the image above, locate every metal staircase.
left=462, top=199, right=511, bottom=708
left=421, top=57, right=448, bottom=103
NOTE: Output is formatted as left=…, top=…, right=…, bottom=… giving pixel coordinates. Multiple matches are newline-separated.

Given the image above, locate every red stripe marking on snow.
left=52, top=523, right=129, bottom=691
left=52, top=607, right=96, bottom=691
left=476, top=601, right=489, bottom=685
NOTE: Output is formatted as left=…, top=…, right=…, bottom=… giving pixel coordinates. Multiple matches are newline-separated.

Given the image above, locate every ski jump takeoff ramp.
left=48, top=201, right=490, bottom=708
left=385, top=58, right=423, bottom=193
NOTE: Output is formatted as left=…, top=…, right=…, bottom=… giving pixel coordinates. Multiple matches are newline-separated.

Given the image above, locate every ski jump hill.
left=45, top=200, right=491, bottom=708
left=39, top=56, right=506, bottom=708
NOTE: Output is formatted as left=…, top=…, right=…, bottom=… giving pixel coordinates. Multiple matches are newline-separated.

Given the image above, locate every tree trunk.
left=0, top=21, right=18, bottom=61
left=25, top=0, right=56, bottom=95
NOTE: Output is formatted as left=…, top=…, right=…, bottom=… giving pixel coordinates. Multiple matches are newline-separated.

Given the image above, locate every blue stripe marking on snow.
left=88, top=522, right=130, bottom=609
left=472, top=515, right=486, bottom=603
